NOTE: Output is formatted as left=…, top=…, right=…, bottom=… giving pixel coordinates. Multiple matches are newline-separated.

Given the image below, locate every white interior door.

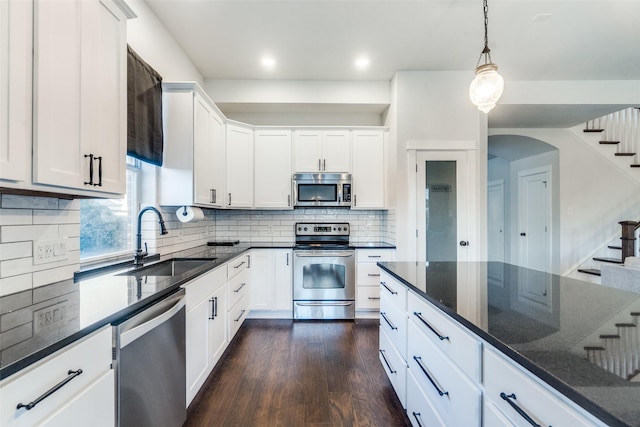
left=416, top=151, right=468, bottom=262
left=518, top=167, right=551, bottom=272
left=487, top=180, right=505, bottom=262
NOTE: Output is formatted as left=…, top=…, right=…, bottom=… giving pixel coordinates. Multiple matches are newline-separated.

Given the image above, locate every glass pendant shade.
left=469, top=63, right=504, bottom=113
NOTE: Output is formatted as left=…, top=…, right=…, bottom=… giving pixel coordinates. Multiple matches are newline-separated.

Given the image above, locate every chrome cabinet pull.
left=209, top=297, right=216, bottom=319
left=323, top=158, right=326, bottom=171
left=354, top=194, right=357, bottom=206
left=413, top=312, right=449, bottom=341
left=92, top=156, right=103, bottom=187
left=233, top=261, right=245, bottom=269
left=368, top=296, right=380, bottom=300
left=500, top=393, right=541, bottom=427
left=17, top=369, right=83, bottom=411
left=368, top=255, right=382, bottom=258
left=379, top=349, right=396, bottom=374
left=380, top=312, right=397, bottom=330
left=84, top=154, right=94, bottom=185
left=286, top=253, right=289, bottom=266
left=412, top=412, right=425, bottom=427
left=234, top=309, right=246, bottom=322
left=288, top=194, right=291, bottom=206
left=413, top=356, right=448, bottom=397
left=247, top=255, right=251, bottom=268
left=318, top=159, right=321, bottom=171
left=368, top=273, right=381, bottom=277
left=228, top=193, right=232, bottom=206
left=233, top=283, right=246, bottom=293
left=380, top=281, right=398, bottom=295
left=210, top=189, right=216, bottom=204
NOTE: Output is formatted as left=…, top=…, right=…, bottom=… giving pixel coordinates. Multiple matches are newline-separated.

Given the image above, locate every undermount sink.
left=118, top=258, right=216, bottom=277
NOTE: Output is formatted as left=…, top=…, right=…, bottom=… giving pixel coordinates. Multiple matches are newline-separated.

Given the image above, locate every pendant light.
left=469, top=0, right=504, bottom=113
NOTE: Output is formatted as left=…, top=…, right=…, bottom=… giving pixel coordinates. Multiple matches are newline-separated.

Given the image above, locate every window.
left=80, top=157, right=141, bottom=261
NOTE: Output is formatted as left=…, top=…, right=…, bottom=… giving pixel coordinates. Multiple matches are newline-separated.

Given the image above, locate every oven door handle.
left=294, top=251, right=354, bottom=257
left=295, top=302, right=354, bottom=307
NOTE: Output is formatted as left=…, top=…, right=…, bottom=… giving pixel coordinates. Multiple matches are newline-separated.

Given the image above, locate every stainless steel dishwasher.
left=113, top=289, right=186, bottom=427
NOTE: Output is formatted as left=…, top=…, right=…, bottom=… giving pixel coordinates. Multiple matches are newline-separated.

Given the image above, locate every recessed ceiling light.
left=355, top=57, right=370, bottom=70
left=261, top=57, right=276, bottom=69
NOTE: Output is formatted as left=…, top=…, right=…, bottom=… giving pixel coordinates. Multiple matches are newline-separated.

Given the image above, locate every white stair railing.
left=587, top=107, right=640, bottom=163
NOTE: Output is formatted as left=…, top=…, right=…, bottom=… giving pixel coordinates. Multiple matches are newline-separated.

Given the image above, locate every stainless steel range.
left=293, top=222, right=355, bottom=320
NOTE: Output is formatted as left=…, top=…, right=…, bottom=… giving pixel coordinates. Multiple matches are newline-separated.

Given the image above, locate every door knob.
left=459, top=241, right=469, bottom=247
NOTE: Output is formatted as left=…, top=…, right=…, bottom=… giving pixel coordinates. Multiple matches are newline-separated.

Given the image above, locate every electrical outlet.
left=34, top=239, right=69, bottom=265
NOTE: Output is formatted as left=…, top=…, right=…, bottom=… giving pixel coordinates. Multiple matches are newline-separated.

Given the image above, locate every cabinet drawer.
left=229, top=293, right=250, bottom=339
left=406, top=369, right=445, bottom=427
left=408, top=291, right=481, bottom=382
left=484, top=347, right=604, bottom=427
left=483, top=399, right=515, bottom=427
left=228, top=268, right=250, bottom=309
left=356, top=263, right=382, bottom=286
left=356, top=249, right=395, bottom=262
left=379, top=327, right=407, bottom=408
left=356, top=286, right=380, bottom=310
left=227, top=254, right=249, bottom=279
left=407, top=321, right=481, bottom=427
left=183, top=265, right=227, bottom=308
left=379, top=271, right=407, bottom=311
left=0, top=327, right=112, bottom=427
left=380, top=293, right=407, bottom=359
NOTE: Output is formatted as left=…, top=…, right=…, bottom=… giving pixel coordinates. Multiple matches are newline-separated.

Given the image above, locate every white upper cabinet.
left=254, top=129, right=292, bottom=209
left=226, top=123, right=254, bottom=208
left=293, top=130, right=351, bottom=173
left=0, top=0, right=31, bottom=183
left=160, top=83, right=226, bottom=208
left=32, top=0, right=129, bottom=195
left=352, top=130, right=386, bottom=209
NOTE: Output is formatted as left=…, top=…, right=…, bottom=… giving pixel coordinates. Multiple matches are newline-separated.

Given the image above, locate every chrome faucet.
left=134, top=206, right=168, bottom=265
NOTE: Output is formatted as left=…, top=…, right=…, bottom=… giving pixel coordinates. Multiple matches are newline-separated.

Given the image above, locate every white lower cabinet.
left=355, top=249, right=395, bottom=311
left=407, top=320, right=481, bottom=427
left=379, top=327, right=407, bottom=408
left=227, top=253, right=251, bottom=339
left=483, top=347, right=606, bottom=427
left=250, top=249, right=293, bottom=317
left=406, top=369, right=445, bottom=427
left=0, top=326, right=113, bottom=427
left=184, top=266, right=228, bottom=406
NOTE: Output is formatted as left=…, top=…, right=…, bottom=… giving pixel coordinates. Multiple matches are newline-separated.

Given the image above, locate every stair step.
left=600, top=334, right=621, bottom=339
left=578, top=268, right=601, bottom=276
left=630, top=164, right=640, bottom=168
left=599, top=140, right=620, bottom=145
left=616, top=323, right=637, bottom=328
left=608, top=245, right=622, bottom=250
left=615, top=152, right=636, bottom=157
left=593, top=257, right=623, bottom=264
left=584, top=129, right=605, bottom=133
left=631, top=312, right=640, bottom=316
left=584, top=346, right=606, bottom=351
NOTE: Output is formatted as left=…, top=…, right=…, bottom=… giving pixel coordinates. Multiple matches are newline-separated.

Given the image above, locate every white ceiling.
left=145, top=0, right=640, bottom=127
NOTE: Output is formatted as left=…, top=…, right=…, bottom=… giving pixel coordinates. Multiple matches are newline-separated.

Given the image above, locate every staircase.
left=578, top=221, right=639, bottom=278
left=572, top=107, right=640, bottom=280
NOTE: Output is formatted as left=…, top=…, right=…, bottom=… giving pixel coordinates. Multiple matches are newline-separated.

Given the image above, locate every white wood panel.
left=352, top=130, right=385, bottom=209
left=254, top=130, right=293, bottom=209
left=226, top=124, right=254, bottom=208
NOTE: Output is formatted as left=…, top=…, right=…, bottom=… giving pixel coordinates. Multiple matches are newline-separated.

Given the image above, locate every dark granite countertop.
left=378, top=261, right=640, bottom=427
left=0, top=240, right=395, bottom=380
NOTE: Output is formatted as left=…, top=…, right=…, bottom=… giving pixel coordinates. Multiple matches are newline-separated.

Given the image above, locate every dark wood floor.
left=185, top=319, right=411, bottom=427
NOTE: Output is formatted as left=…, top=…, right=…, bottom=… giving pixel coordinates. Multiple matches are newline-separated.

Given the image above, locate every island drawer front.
left=228, top=293, right=250, bottom=339
left=183, top=265, right=227, bottom=308
left=379, top=271, right=407, bottom=311
left=228, top=268, right=250, bottom=309
left=484, top=347, right=605, bottom=427
left=356, top=263, right=383, bottom=286
left=379, top=327, right=407, bottom=408
left=356, top=286, right=380, bottom=309
left=227, top=254, right=248, bottom=279
left=356, top=249, right=395, bottom=263
left=380, top=292, right=408, bottom=359
left=0, top=326, right=112, bottom=427
left=408, top=291, right=482, bottom=382
left=406, top=369, right=445, bottom=427
left=407, top=321, right=482, bottom=427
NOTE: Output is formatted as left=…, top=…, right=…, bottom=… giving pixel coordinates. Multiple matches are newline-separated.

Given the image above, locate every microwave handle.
left=292, top=180, right=297, bottom=206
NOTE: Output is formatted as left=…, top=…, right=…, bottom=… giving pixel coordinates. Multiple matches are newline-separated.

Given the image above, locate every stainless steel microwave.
left=292, top=173, right=351, bottom=208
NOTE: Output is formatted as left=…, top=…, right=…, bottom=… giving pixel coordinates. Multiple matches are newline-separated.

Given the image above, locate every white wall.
left=126, top=0, right=204, bottom=85
left=387, top=71, right=486, bottom=261
left=491, top=128, right=640, bottom=275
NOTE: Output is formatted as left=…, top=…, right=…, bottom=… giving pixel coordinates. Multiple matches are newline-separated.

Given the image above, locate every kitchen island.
left=378, top=261, right=640, bottom=427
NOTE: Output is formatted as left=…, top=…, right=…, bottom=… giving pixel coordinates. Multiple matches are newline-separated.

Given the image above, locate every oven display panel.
left=314, top=226, right=332, bottom=232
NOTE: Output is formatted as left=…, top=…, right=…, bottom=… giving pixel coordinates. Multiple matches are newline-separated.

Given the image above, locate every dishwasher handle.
left=118, top=289, right=186, bottom=349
